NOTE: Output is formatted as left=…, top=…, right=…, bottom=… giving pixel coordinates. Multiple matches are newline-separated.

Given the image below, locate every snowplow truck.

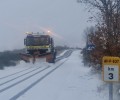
left=20, top=33, right=56, bottom=63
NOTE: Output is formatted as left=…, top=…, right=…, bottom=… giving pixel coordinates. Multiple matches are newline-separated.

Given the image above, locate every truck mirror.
left=24, top=39, right=26, bottom=45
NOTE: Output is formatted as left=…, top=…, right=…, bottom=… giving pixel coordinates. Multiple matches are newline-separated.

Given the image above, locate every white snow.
left=56, top=50, right=68, bottom=57
left=0, top=50, right=109, bottom=100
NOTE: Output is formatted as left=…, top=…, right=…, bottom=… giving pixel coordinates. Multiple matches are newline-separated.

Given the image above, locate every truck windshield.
left=26, top=36, right=50, bottom=46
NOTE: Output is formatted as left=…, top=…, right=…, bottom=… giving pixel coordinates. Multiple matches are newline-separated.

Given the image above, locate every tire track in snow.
left=0, top=49, right=72, bottom=81
left=55, top=50, right=73, bottom=62
left=10, top=59, right=68, bottom=100
left=0, top=66, right=51, bottom=93
left=0, top=49, right=73, bottom=100
left=0, top=67, right=33, bottom=80
left=0, top=50, right=72, bottom=89
left=0, top=66, right=42, bottom=86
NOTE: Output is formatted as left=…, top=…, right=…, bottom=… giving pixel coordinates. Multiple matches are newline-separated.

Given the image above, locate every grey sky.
left=0, top=0, right=94, bottom=51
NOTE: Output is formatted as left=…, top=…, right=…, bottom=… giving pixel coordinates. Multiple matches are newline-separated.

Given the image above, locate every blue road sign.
left=87, top=44, right=95, bottom=50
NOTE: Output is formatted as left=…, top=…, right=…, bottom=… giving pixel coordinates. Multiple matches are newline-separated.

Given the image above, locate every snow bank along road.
left=0, top=50, right=73, bottom=100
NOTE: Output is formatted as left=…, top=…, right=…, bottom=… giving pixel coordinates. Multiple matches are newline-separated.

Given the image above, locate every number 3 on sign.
left=109, top=73, right=113, bottom=79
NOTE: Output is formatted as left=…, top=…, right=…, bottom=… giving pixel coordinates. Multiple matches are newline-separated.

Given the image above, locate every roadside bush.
left=0, top=50, right=21, bottom=69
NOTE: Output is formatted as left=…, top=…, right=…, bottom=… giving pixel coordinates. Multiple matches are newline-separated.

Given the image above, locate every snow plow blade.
left=19, top=53, right=55, bottom=64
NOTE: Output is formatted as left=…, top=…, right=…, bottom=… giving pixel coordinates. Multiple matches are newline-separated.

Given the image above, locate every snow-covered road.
left=0, top=50, right=109, bottom=100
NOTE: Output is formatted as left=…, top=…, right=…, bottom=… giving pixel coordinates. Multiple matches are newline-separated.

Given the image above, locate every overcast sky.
left=0, top=0, right=95, bottom=51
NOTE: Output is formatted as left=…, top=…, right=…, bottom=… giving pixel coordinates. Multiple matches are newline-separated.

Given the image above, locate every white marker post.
left=102, top=57, right=120, bottom=100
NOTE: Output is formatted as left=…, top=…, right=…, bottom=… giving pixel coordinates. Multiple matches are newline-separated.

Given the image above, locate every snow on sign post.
left=102, top=56, right=120, bottom=100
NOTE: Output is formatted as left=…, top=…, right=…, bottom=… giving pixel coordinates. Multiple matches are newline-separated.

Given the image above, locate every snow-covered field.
left=0, top=50, right=117, bottom=100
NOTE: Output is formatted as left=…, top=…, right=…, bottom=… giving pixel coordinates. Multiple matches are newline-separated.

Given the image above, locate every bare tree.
left=79, top=0, right=120, bottom=69
left=79, top=0, right=120, bottom=31
left=80, top=0, right=120, bottom=54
